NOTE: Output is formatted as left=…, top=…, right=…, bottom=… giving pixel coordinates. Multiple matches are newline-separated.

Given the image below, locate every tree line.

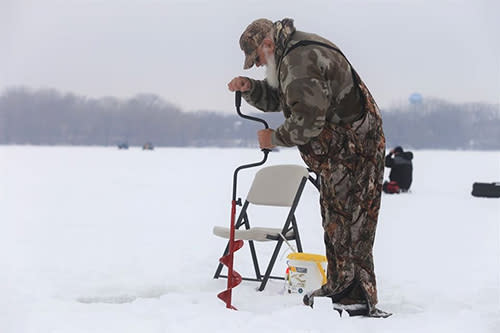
left=0, top=87, right=498, bottom=150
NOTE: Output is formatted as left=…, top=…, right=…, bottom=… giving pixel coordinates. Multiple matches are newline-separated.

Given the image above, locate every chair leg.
left=286, top=178, right=306, bottom=254
left=240, top=212, right=261, bottom=280
left=258, top=239, right=284, bottom=291
left=291, top=215, right=303, bottom=252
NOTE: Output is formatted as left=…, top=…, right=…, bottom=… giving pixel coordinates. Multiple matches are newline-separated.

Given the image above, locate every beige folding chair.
left=213, top=164, right=310, bottom=291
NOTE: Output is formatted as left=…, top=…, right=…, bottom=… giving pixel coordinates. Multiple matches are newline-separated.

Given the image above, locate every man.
left=384, top=146, right=413, bottom=192
left=228, top=18, right=390, bottom=318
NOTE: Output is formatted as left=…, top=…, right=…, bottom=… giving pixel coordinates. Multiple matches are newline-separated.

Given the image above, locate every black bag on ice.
left=471, top=182, right=500, bottom=198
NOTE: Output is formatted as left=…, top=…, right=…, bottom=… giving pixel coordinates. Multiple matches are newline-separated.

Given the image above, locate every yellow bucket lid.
left=287, top=252, right=327, bottom=262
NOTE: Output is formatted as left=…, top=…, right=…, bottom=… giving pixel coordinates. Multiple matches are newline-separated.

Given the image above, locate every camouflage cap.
left=239, top=18, right=274, bottom=69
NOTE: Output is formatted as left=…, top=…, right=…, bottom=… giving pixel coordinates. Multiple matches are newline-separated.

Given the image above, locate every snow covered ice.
left=1, top=146, right=499, bottom=332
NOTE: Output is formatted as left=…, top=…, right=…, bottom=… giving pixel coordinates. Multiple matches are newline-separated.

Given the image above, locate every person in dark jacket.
left=384, top=146, right=413, bottom=192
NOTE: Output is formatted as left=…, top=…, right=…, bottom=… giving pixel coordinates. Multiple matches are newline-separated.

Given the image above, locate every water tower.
left=409, top=92, right=423, bottom=105
left=409, top=92, right=423, bottom=113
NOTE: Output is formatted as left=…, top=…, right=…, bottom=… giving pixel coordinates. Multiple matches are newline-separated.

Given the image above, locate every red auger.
left=217, top=200, right=244, bottom=309
left=216, top=91, right=270, bottom=310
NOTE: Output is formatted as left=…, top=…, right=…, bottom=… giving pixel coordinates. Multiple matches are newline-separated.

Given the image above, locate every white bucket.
left=285, top=252, right=327, bottom=294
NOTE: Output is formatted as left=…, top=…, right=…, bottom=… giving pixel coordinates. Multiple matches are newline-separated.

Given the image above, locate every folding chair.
left=213, top=164, right=310, bottom=291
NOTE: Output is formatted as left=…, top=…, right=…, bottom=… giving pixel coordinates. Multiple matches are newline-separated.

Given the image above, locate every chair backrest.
left=246, top=164, right=309, bottom=207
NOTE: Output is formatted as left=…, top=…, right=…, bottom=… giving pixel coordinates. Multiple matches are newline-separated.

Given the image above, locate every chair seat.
left=213, top=226, right=295, bottom=241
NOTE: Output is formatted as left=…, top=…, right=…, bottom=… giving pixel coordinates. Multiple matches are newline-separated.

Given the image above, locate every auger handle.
left=235, top=91, right=269, bottom=130
left=232, top=91, right=271, bottom=201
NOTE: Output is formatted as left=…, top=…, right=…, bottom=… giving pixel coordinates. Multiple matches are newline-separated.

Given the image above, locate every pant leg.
left=319, top=131, right=382, bottom=306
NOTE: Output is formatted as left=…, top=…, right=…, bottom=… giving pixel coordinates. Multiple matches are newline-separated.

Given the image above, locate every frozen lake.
left=1, top=146, right=499, bottom=332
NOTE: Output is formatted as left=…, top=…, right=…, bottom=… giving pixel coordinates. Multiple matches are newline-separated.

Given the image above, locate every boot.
left=332, top=303, right=369, bottom=317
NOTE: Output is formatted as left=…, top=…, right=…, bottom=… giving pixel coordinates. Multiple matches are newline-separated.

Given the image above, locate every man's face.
left=254, top=44, right=266, bottom=67
left=254, top=40, right=274, bottom=67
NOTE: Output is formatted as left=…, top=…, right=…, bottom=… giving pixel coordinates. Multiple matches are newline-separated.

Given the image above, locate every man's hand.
left=228, top=76, right=252, bottom=92
left=258, top=129, right=276, bottom=149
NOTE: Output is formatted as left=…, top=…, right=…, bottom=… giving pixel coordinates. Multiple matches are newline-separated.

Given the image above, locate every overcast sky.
left=1, top=0, right=499, bottom=113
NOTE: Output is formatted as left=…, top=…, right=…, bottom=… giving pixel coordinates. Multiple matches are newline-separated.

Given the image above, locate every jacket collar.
left=273, top=18, right=296, bottom=64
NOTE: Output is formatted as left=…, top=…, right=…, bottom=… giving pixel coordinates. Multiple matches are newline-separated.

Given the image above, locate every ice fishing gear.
left=216, top=91, right=271, bottom=310
left=285, top=252, right=327, bottom=295
left=471, top=182, right=500, bottom=198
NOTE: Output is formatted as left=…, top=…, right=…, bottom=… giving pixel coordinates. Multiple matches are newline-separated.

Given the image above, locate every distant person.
left=384, top=146, right=413, bottom=193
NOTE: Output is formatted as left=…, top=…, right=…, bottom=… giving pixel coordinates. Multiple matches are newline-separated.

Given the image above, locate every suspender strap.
left=283, top=40, right=361, bottom=86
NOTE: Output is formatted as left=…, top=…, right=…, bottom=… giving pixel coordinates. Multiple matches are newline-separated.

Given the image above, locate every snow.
left=1, top=146, right=499, bottom=333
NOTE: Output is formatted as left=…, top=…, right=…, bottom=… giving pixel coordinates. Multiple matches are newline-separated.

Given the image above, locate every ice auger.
left=217, top=91, right=271, bottom=309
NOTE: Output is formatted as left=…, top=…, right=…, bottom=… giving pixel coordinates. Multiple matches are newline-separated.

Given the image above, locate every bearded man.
left=228, top=18, right=391, bottom=318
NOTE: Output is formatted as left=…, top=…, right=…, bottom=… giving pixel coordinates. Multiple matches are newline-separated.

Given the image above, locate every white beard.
left=265, top=52, right=279, bottom=89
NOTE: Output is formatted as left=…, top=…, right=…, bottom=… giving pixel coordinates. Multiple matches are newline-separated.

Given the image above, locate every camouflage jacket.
left=242, top=29, right=364, bottom=147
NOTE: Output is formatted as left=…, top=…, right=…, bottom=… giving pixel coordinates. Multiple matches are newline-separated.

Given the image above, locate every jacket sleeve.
left=385, top=154, right=394, bottom=167
left=272, top=77, right=329, bottom=146
left=241, top=78, right=281, bottom=112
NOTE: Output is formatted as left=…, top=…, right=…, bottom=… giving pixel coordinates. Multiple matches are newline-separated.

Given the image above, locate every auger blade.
left=217, top=290, right=237, bottom=310
left=228, top=270, right=242, bottom=288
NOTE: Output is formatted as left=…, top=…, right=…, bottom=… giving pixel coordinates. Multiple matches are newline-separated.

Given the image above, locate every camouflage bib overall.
left=299, top=64, right=386, bottom=316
